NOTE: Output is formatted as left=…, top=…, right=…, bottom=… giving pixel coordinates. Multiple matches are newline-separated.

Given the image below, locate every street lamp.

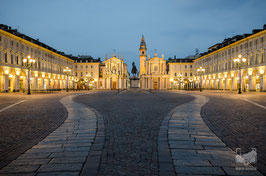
left=234, top=54, right=246, bottom=94
left=150, top=72, right=153, bottom=93
left=23, top=55, right=36, bottom=95
left=63, top=67, right=71, bottom=92
left=118, top=71, right=120, bottom=93
left=197, top=67, right=205, bottom=92
left=177, top=73, right=182, bottom=90
left=86, top=74, right=91, bottom=91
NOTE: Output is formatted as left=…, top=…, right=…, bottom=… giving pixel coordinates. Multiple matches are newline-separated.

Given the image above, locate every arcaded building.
left=194, top=24, right=266, bottom=91
left=0, top=24, right=75, bottom=92
left=168, top=57, right=195, bottom=90
left=0, top=24, right=127, bottom=92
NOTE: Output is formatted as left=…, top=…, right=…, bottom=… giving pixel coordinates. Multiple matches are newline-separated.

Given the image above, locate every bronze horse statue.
left=131, top=62, right=138, bottom=78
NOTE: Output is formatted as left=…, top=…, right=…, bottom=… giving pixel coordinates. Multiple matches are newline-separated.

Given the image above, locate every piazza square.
left=0, top=1, right=266, bottom=176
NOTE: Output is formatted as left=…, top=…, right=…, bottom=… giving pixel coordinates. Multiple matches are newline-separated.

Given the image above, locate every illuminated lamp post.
left=63, top=67, right=71, bottom=92
left=177, top=73, right=182, bottom=90
left=233, top=54, right=246, bottom=94
left=86, top=74, right=91, bottom=90
left=197, top=67, right=205, bottom=92
left=23, top=56, right=36, bottom=95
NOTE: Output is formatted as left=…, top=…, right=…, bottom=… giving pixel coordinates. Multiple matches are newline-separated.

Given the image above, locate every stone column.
left=262, top=74, right=266, bottom=92
left=41, top=78, right=44, bottom=89
left=260, top=74, right=264, bottom=92
left=15, top=75, right=20, bottom=92
left=158, top=78, right=161, bottom=90
left=249, top=76, right=255, bottom=91
left=4, top=75, right=9, bottom=92
left=106, top=78, right=110, bottom=89
left=213, top=80, right=216, bottom=89
left=103, top=79, right=105, bottom=89
left=33, top=78, right=37, bottom=90
left=233, top=78, right=237, bottom=90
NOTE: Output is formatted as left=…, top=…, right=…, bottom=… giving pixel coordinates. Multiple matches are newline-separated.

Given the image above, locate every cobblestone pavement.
left=0, top=94, right=25, bottom=110
left=0, top=93, right=70, bottom=169
left=198, top=91, right=266, bottom=175
left=0, top=93, right=98, bottom=176
left=167, top=93, right=262, bottom=175
left=75, top=90, right=194, bottom=175
left=1, top=90, right=265, bottom=175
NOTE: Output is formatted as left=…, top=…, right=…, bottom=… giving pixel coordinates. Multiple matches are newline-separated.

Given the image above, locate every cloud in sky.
left=1, top=0, right=265, bottom=71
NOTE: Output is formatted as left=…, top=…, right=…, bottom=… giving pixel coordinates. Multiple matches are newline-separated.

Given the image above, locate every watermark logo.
left=235, top=148, right=257, bottom=170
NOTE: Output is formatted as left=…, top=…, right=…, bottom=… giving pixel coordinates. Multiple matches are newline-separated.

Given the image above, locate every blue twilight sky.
left=0, top=0, right=266, bottom=71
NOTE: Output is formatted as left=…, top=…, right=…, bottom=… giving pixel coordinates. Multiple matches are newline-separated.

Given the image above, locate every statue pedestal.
left=129, top=77, right=140, bottom=88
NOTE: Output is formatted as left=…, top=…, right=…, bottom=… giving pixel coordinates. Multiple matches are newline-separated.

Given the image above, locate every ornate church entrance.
left=153, top=79, right=158, bottom=90
left=112, top=81, right=117, bottom=89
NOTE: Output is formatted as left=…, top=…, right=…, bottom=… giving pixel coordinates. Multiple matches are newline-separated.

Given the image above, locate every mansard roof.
left=198, top=24, right=266, bottom=57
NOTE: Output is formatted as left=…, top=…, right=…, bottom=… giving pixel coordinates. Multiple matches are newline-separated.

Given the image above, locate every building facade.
left=0, top=24, right=128, bottom=92
left=98, top=53, right=127, bottom=89
left=1, top=23, right=265, bottom=93
left=193, top=25, right=266, bottom=92
left=0, top=24, right=74, bottom=92
left=73, top=58, right=100, bottom=90
left=139, top=36, right=196, bottom=90
left=168, top=58, right=194, bottom=90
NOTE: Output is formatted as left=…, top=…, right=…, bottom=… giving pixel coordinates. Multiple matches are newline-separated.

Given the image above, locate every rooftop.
left=199, top=24, right=266, bottom=57
left=167, top=55, right=199, bottom=63
left=0, top=24, right=101, bottom=62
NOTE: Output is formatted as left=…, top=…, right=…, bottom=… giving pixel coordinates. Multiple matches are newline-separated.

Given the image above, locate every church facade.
left=98, top=53, right=127, bottom=90
left=139, top=36, right=170, bottom=89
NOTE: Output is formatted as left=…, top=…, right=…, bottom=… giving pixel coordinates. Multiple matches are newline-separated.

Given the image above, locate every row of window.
left=173, top=65, right=193, bottom=69
left=174, top=72, right=193, bottom=77
left=0, top=52, right=72, bottom=74
left=0, top=35, right=71, bottom=68
left=75, top=72, right=94, bottom=77
left=199, top=53, right=265, bottom=74
left=201, top=37, right=265, bottom=64
left=75, top=65, right=94, bottom=69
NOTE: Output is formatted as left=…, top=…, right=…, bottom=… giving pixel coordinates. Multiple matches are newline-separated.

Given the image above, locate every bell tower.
left=139, top=35, right=147, bottom=76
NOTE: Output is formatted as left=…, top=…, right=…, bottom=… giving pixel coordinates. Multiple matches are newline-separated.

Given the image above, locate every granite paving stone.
left=17, top=153, right=51, bottom=159
left=174, top=159, right=211, bottom=166
left=0, top=94, right=68, bottom=170
left=75, top=90, right=194, bottom=175
left=37, top=163, right=83, bottom=172
left=49, top=151, right=88, bottom=158
left=0, top=93, right=97, bottom=175
left=25, top=148, right=64, bottom=154
left=168, top=94, right=262, bottom=175
left=9, top=159, right=50, bottom=166
left=0, top=165, right=40, bottom=173
left=174, top=166, right=225, bottom=175
left=200, top=92, right=266, bottom=174
left=0, top=174, right=36, bottom=176
left=37, top=172, right=79, bottom=176
left=49, top=157, right=86, bottom=164
left=222, top=166, right=263, bottom=176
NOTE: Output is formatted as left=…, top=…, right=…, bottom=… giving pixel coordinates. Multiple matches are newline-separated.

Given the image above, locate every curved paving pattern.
left=201, top=97, right=266, bottom=175
left=167, top=94, right=262, bottom=175
left=0, top=93, right=98, bottom=176
left=0, top=94, right=68, bottom=170
left=75, top=90, right=194, bottom=175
